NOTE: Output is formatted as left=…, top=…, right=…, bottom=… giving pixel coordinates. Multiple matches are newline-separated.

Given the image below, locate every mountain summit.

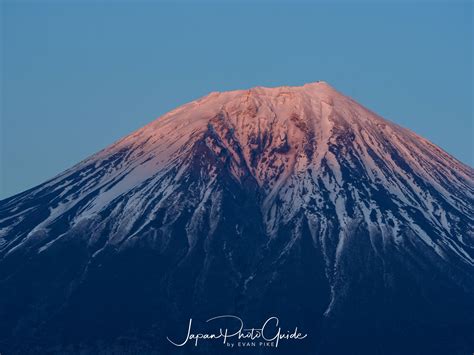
left=1, top=82, right=473, bottom=354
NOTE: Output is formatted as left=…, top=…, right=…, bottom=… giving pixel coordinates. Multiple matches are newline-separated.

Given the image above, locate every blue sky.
left=1, top=1, right=472, bottom=198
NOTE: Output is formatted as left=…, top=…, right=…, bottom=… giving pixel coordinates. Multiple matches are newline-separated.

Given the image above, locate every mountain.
left=0, top=82, right=473, bottom=355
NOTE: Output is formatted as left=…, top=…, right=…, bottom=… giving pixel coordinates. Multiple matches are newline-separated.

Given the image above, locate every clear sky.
left=1, top=1, right=472, bottom=199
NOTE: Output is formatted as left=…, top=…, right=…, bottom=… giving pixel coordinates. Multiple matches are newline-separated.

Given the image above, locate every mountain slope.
left=1, top=82, right=473, bottom=354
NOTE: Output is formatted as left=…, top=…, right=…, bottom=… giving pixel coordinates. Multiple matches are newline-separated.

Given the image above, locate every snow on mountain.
left=0, top=81, right=473, bottom=354
left=2, top=82, right=471, bottom=261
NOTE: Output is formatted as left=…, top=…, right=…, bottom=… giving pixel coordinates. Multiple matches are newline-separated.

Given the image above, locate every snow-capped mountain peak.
left=0, top=82, right=473, bottom=354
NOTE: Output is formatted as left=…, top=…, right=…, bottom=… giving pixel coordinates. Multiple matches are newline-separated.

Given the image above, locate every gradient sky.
left=1, top=1, right=472, bottom=199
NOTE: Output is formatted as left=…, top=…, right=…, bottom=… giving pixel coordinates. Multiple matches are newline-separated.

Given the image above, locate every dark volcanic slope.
left=1, top=82, right=473, bottom=355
